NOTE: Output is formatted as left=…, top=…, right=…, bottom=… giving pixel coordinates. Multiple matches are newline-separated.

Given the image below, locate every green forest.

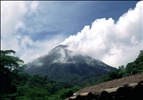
left=90, top=50, right=143, bottom=85
left=0, top=49, right=143, bottom=100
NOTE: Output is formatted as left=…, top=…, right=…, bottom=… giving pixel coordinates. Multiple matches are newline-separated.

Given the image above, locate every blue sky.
left=1, top=1, right=142, bottom=67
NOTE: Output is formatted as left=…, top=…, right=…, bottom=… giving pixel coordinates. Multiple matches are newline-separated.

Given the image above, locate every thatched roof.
left=76, top=73, right=143, bottom=94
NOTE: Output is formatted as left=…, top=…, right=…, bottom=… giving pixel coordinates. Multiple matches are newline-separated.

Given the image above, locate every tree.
left=0, top=50, right=24, bottom=73
left=117, top=65, right=125, bottom=77
left=125, top=50, right=143, bottom=76
left=0, top=50, right=24, bottom=94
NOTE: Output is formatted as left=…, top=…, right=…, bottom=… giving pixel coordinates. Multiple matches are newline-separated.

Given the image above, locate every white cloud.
left=1, top=1, right=64, bottom=63
left=1, top=1, right=28, bottom=51
left=1, top=1, right=142, bottom=67
left=30, top=1, right=39, bottom=13
left=61, top=1, right=143, bottom=67
left=17, top=36, right=64, bottom=63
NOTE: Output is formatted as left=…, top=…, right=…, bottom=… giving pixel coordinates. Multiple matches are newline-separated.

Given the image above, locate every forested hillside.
left=91, top=50, right=143, bottom=85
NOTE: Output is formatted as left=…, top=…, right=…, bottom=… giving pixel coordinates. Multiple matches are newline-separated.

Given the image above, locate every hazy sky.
left=1, top=1, right=142, bottom=68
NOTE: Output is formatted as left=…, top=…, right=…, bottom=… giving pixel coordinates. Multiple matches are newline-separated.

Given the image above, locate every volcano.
left=25, top=45, right=116, bottom=85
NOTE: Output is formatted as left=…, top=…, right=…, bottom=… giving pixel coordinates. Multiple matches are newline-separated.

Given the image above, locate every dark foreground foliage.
left=0, top=73, right=80, bottom=100
left=0, top=50, right=80, bottom=100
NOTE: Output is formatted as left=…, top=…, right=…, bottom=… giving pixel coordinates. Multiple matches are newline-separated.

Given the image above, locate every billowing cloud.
left=61, top=1, right=143, bottom=67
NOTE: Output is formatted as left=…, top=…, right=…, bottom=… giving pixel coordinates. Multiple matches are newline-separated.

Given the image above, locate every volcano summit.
left=25, top=45, right=116, bottom=85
